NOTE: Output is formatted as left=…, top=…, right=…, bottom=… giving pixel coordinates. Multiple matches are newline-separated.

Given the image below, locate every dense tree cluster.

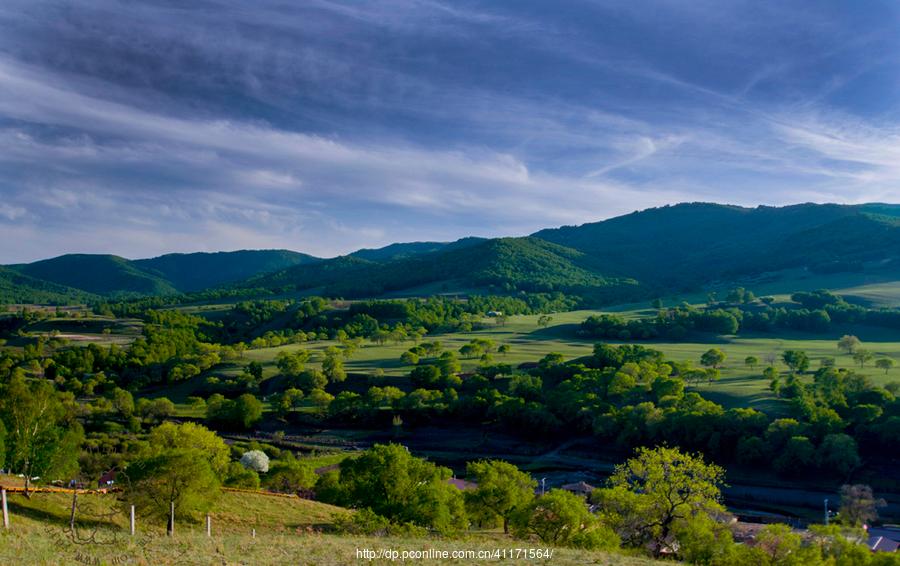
left=580, top=289, right=900, bottom=340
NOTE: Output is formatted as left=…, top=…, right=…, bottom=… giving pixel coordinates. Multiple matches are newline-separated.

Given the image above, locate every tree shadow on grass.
left=7, top=497, right=122, bottom=530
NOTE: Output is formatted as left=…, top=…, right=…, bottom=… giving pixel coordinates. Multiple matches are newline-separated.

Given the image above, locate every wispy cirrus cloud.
left=0, top=0, right=899, bottom=262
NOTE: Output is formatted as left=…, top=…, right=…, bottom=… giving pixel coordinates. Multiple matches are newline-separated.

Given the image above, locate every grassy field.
left=20, top=316, right=143, bottom=348
left=227, top=307, right=900, bottom=416
left=0, top=487, right=662, bottom=565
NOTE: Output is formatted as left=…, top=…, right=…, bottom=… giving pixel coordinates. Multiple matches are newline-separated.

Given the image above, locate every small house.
left=561, top=481, right=595, bottom=498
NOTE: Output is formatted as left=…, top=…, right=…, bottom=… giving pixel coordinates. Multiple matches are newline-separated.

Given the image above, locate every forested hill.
left=5, top=203, right=900, bottom=304
left=133, top=250, right=319, bottom=291
left=244, top=237, right=639, bottom=300
left=0, top=266, right=98, bottom=304
left=348, top=237, right=485, bottom=262
left=4, top=250, right=317, bottom=299
left=245, top=202, right=900, bottom=301
left=532, top=202, right=900, bottom=287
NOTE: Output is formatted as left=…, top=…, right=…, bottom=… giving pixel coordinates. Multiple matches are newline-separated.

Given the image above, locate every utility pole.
left=824, top=499, right=829, bottom=525
left=541, top=478, right=547, bottom=496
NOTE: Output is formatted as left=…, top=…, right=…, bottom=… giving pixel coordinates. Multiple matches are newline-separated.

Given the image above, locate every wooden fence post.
left=130, top=505, right=135, bottom=536
left=206, top=514, right=211, bottom=537
left=2, top=488, right=8, bottom=529
left=168, top=501, right=175, bottom=537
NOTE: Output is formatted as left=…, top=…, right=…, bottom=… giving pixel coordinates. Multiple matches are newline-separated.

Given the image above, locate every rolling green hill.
left=13, top=254, right=178, bottom=297
left=349, top=237, right=485, bottom=262
left=533, top=202, right=900, bottom=289
left=246, top=237, right=639, bottom=298
left=7, top=203, right=900, bottom=303
left=244, top=203, right=900, bottom=302
left=0, top=266, right=98, bottom=305
left=3, top=250, right=321, bottom=300
left=134, top=249, right=319, bottom=291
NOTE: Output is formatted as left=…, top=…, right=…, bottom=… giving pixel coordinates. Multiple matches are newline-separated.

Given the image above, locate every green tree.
left=275, top=350, right=310, bottom=376
left=307, top=388, right=334, bottom=416
left=246, top=361, right=264, bottom=381
left=224, top=461, right=260, bottom=489
left=459, top=344, right=482, bottom=359
left=322, top=346, right=347, bottom=383
left=512, top=489, right=618, bottom=550
left=296, top=369, right=328, bottom=392
left=316, top=443, right=466, bottom=534
left=773, top=436, right=815, bottom=476
left=852, top=349, right=874, bottom=368
left=122, top=422, right=228, bottom=530
left=744, top=355, right=759, bottom=370
left=817, top=434, right=859, bottom=476
left=837, top=335, right=861, bottom=355
left=672, top=514, right=737, bottom=565
left=437, top=351, right=461, bottom=378
left=746, top=524, right=804, bottom=565
left=410, top=364, right=441, bottom=387
left=0, top=376, right=83, bottom=495
left=764, top=366, right=781, bottom=396
left=875, top=358, right=895, bottom=374
left=206, top=393, right=263, bottom=430
left=265, top=456, right=317, bottom=493
left=112, top=388, right=135, bottom=417
left=272, top=388, right=304, bottom=419
left=137, top=397, right=176, bottom=423
left=592, top=446, right=724, bottom=556
left=145, top=421, right=230, bottom=474
left=465, top=460, right=536, bottom=533
left=781, top=350, right=810, bottom=375
left=700, top=348, right=726, bottom=370
left=123, top=449, right=219, bottom=530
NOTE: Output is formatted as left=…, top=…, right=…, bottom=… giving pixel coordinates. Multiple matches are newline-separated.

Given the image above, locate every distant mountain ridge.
left=5, top=203, right=900, bottom=304
left=5, top=250, right=318, bottom=300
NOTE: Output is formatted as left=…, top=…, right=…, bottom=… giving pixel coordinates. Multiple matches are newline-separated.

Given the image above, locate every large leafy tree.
left=782, top=350, right=810, bottom=375
left=206, top=393, right=263, bottom=430
left=593, top=446, right=724, bottom=556
left=316, top=443, right=467, bottom=534
left=699, top=348, right=726, bottom=370
left=144, top=421, right=230, bottom=474
left=511, top=489, right=618, bottom=550
left=122, top=423, right=229, bottom=528
left=837, top=335, right=861, bottom=355
left=464, top=460, right=536, bottom=533
left=124, top=449, right=219, bottom=525
left=322, top=346, right=347, bottom=383
left=0, top=376, right=83, bottom=495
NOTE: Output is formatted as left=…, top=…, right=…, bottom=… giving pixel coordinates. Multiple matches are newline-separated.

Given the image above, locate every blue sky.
left=1, top=0, right=899, bottom=262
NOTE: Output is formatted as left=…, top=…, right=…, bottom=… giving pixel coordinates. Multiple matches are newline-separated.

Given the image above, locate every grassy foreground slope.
left=0, top=489, right=660, bottom=566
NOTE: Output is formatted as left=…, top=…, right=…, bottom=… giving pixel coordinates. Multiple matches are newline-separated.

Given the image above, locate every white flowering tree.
left=239, top=450, right=270, bottom=473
